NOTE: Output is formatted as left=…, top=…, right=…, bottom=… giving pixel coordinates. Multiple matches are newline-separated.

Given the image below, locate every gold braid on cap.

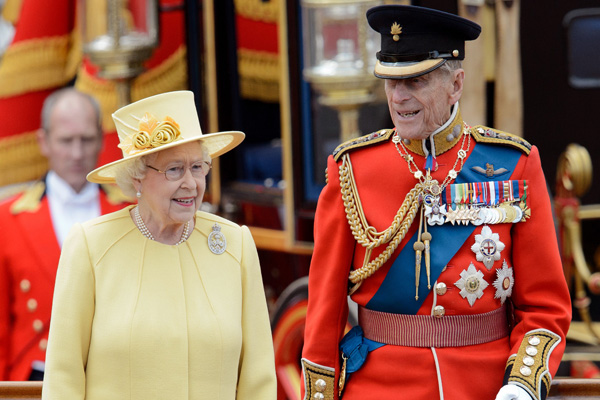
left=340, top=153, right=422, bottom=294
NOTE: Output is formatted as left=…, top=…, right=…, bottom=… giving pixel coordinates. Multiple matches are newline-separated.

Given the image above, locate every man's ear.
left=36, top=128, right=50, bottom=157
left=449, top=68, right=465, bottom=105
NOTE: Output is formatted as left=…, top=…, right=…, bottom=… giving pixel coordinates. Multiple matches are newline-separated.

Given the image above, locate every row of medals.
left=423, top=192, right=525, bottom=226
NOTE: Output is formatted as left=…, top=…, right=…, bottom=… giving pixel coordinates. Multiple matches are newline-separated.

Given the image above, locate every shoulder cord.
left=339, top=153, right=423, bottom=292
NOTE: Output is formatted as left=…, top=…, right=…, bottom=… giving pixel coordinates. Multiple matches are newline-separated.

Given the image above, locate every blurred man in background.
left=0, top=87, right=130, bottom=380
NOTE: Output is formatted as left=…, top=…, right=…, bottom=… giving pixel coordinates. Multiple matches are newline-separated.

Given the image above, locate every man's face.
left=38, top=96, right=103, bottom=193
left=384, top=67, right=464, bottom=141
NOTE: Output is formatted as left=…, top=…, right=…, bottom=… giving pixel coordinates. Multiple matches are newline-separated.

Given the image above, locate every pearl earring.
left=136, top=191, right=141, bottom=198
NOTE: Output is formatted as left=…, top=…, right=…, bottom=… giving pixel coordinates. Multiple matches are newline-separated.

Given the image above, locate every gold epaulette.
left=100, top=184, right=134, bottom=205
left=2, top=0, right=23, bottom=24
left=332, top=129, right=394, bottom=162
left=506, top=329, right=561, bottom=400
left=471, top=126, right=532, bottom=155
left=10, top=181, right=45, bottom=214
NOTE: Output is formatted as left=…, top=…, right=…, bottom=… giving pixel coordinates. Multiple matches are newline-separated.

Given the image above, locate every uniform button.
left=33, top=319, right=43, bottom=332
left=433, top=305, right=445, bottom=318
left=27, top=298, right=37, bottom=312
left=435, top=282, right=447, bottom=295
left=314, top=394, right=324, bottom=400
left=523, top=356, right=535, bottom=366
left=528, top=336, right=540, bottom=346
left=39, top=339, right=48, bottom=351
left=520, top=366, right=532, bottom=376
left=526, top=346, right=538, bottom=356
left=315, top=379, right=326, bottom=392
left=20, top=279, right=31, bottom=293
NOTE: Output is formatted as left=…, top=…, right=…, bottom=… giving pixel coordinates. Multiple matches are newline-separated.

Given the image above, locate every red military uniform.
left=301, top=107, right=571, bottom=400
left=0, top=179, right=129, bottom=380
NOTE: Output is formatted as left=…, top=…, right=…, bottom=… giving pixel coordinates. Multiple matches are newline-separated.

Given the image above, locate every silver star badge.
left=493, top=260, right=514, bottom=304
left=455, top=263, right=489, bottom=307
left=471, top=225, right=505, bottom=269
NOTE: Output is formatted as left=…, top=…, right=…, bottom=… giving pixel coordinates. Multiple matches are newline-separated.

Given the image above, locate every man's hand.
left=495, top=385, right=533, bottom=400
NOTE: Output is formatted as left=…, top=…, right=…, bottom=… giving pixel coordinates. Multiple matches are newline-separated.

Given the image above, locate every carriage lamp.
left=78, top=0, right=159, bottom=106
left=301, top=0, right=382, bottom=142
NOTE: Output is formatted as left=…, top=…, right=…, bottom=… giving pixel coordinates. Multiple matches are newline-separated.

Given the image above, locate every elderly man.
left=0, top=88, right=130, bottom=380
left=301, top=5, right=570, bottom=400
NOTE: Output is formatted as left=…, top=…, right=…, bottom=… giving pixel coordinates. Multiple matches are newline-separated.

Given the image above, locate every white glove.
left=495, top=385, right=533, bottom=400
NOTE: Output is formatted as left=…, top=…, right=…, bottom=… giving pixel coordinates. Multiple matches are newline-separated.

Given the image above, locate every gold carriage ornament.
left=555, top=143, right=600, bottom=344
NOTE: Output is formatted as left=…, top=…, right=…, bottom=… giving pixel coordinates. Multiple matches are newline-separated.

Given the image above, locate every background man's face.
left=39, top=96, right=103, bottom=193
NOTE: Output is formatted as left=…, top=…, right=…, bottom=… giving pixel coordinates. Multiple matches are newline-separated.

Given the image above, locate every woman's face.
left=136, top=141, right=207, bottom=228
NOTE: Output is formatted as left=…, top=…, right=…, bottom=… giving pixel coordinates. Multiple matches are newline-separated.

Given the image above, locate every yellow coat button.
left=20, top=279, right=31, bottom=293
left=33, top=319, right=43, bottom=332
left=39, top=339, right=48, bottom=351
left=433, top=305, right=445, bottom=318
left=27, top=298, right=37, bottom=312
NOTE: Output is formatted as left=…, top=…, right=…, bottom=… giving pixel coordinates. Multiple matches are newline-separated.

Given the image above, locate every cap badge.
left=208, top=223, right=227, bottom=255
left=117, top=112, right=182, bottom=156
left=391, top=22, right=402, bottom=41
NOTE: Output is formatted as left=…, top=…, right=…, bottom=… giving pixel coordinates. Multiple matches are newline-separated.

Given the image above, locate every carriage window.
left=564, top=8, right=600, bottom=89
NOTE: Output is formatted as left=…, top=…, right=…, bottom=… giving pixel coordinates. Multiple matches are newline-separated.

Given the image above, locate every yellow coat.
left=42, top=206, right=276, bottom=400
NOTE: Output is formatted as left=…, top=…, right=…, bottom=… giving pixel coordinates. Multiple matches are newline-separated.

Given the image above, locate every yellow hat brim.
left=87, top=130, right=245, bottom=184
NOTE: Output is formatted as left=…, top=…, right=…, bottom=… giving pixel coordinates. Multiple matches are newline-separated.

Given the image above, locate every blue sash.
left=366, top=143, right=522, bottom=314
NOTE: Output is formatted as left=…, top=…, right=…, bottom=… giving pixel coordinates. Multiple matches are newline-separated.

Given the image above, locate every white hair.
left=438, top=60, right=463, bottom=75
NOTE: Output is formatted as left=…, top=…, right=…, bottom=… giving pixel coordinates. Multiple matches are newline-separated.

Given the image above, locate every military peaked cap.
left=367, top=5, right=481, bottom=79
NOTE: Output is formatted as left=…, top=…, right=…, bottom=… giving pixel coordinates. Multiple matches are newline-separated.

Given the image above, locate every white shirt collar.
left=46, top=171, right=98, bottom=205
left=46, top=171, right=101, bottom=247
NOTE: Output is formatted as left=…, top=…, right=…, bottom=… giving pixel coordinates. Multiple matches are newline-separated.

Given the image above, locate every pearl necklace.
left=133, top=206, right=190, bottom=245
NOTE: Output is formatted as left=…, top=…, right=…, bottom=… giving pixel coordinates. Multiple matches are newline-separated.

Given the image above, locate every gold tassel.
left=422, top=227, right=432, bottom=289
left=414, top=207, right=425, bottom=300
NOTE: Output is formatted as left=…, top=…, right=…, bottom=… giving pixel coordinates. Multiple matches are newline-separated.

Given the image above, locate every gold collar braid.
left=403, top=104, right=464, bottom=157
left=340, top=154, right=425, bottom=294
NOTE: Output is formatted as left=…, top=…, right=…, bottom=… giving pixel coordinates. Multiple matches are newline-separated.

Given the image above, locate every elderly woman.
left=41, top=91, right=276, bottom=400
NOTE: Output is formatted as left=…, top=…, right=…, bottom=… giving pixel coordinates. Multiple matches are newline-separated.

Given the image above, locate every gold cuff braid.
left=301, top=358, right=335, bottom=400
left=507, top=329, right=561, bottom=400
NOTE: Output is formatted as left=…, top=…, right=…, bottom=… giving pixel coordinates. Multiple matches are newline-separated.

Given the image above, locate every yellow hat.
left=87, top=91, right=244, bottom=184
